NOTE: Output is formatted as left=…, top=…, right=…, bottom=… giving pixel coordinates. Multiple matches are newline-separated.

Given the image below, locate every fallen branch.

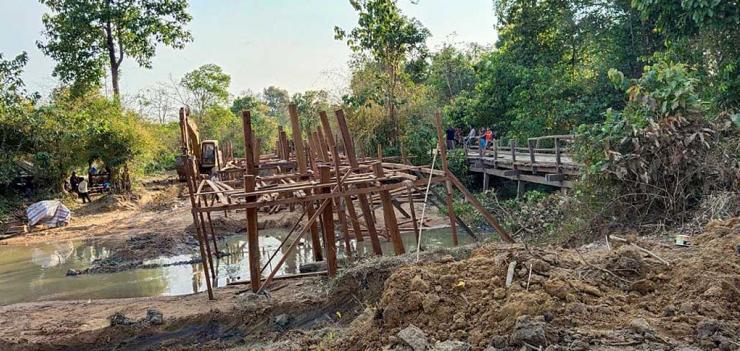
left=611, top=235, right=670, bottom=267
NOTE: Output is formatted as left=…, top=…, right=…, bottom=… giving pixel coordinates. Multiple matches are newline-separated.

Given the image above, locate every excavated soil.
left=281, top=217, right=737, bottom=351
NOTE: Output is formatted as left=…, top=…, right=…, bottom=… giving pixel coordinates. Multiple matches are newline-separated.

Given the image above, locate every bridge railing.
left=464, top=134, right=575, bottom=171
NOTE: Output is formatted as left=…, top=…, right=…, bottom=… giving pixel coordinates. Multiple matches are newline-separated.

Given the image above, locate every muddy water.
left=0, top=228, right=468, bottom=305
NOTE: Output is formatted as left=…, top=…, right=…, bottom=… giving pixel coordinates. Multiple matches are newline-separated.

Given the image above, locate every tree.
left=131, top=85, right=174, bottom=123
left=231, top=92, right=261, bottom=116
left=37, top=0, right=192, bottom=98
left=261, top=86, right=290, bottom=125
left=291, top=90, right=331, bottom=132
left=179, top=64, right=231, bottom=120
left=335, top=0, right=429, bottom=145
left=427, top=44, right=479, bottom=103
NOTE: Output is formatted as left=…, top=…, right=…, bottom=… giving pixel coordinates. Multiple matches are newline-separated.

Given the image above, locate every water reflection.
left=0, top=228, right=471, bottom=305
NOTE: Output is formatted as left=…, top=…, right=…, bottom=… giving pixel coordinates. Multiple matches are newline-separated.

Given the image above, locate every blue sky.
left=0, top=0, right=497, bottom=98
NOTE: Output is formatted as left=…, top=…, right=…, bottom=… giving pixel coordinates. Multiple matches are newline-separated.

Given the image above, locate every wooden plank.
left=545, top=173, right=565, bottom=182
left=503, top=170, right=520, bottom=177
left=434, top=111, right=458, bottom=246
left=241, top=111, right=256, bottom=175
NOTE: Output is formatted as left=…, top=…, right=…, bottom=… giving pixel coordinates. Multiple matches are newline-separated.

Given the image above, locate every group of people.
left=69, top=172, right=92, bottom=203
left=446, top=126, right=497, bottom=150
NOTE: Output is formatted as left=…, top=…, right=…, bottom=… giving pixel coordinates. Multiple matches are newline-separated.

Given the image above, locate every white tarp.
left=26, top=200, right=71, bottom=228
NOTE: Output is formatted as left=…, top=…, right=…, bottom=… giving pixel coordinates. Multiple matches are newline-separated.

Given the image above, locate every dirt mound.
left=331, top=218, right=740, bottom=350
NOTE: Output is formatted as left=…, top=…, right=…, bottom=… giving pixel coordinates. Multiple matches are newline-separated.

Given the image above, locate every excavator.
left=175, top=109, right=224, bottom=181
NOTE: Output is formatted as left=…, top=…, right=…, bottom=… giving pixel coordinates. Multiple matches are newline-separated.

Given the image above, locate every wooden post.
left=184, top=157, right=213, bottom=300
left=434, top=111, right=459, bottom=246
left=555, top=137, right=561, bottom=173
left=406, top=185, right=420, bottom=244
left=198, top=212, right=216, bottom=279
left=483, top=173, right=490, bottom=191
left=493, top=139, right=498, bottom=164
left=510, top=139, right=516, bottom=163
left=377, top=144, right=383, bottom=161
left=316, top=129, right=330, bottom=162
left=374, top=163, right=404, bottom=254
left=335, top=109, right=382, bottom=255
left=242, top=111, right=256, bottom=175
left=318, top=166, right=337, bottom=277
left=244, top=175, right=260, bottom=293
left=331, top=145, right=352, bottom=257
left=517, top=180, right=524, bottom=200
left=288, top=105, right=307, bottom=175
left=528, top=139, right=536, bottom=173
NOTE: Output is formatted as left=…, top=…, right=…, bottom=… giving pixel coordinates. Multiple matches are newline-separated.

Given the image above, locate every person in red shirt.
left=484, top=128, right=493, bottom=149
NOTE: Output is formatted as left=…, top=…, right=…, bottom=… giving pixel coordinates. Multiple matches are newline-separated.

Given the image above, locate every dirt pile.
left=330, top=218, right=739, bottom=350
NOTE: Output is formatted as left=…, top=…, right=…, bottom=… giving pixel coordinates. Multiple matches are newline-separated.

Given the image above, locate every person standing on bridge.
left=446, top=126, right=456, bottom=150
left=484, top=128, right=493, bottom=149
left=466, top=126, right=476, bottom=147
left=479, top=127, right=487, bottom=150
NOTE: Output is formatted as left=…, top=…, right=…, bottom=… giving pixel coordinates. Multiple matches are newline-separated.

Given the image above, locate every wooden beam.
left=503, top=170, right=520, bottom=177
left=335, top=109, right=382, bottom=255
left=545, top=173, right=565, bottom=182
left=244, top=174, right=260, bottom=293
left=374, top=163, right=404, bottom=255
left=433, top=111, right=459, bottom=246
left=185, top=157, right=214, bottom=300
left=241, top=111, right=256, bottom=175
left=318, top=166, right=337, bottom=277
left=288, top=104, right=307, bottom=175
left=446, top=172, right=514, bottom=243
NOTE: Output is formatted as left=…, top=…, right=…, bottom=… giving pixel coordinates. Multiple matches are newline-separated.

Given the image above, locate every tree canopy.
left=37, top=0, right=192, bottom=98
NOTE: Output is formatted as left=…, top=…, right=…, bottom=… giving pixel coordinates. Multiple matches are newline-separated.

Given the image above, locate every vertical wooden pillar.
left=517, top=180, right=525, bottom=200
left=316, top=129, right=330, bottom=162
left=377, top=144, right=383, bottom=161
left=244, top=175, right=260, bottom=293
left=335, top=109, right=382, bottom=255
left=510, top=139, right=517, bottom=163
left=318, top=166, right=338, bottom=277
left=555, top=137, right=562, bottom=173
left=184, top=157, right=213, bottom=300
left=406, top=185, right=420, bottom=244
left=483, top=172, right=490, bottom=191
left=374, top=163, right=404, bottom=255
left=289, top=105, right=323, bottom=261
left=434, top=112, right=459, bottom=246
left=320, top=111, right=363, bottom=242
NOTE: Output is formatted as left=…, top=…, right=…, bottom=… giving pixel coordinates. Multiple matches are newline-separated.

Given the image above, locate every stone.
left=422, top=294, right=440, bottom=313
left=629, top=318, right=654, bottom=335
left=397, top=324, right=429, bottom=351
left=493, top=288, right=506, bottom=300
left=411, top=275, right=430, bottom=292
left=66, top=269, right=80, bottom=276
left=274, top=313, right=290, bottom=329
left=489, top=335, right=508, bottom=348
left=146, top=308, right=164, bottom=325
left=510, top=315, right=547, bottom=346
left=109, top=312, right=135, bottom=326
left=299, top=261, right=327, bottom=273
left=431, top=340, right=470, bottom=351
left=629, top=279, right=656, bottom=295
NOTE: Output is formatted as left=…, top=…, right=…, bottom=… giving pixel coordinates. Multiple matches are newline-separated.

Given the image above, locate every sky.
left=0, top=0, right=498, bottom=99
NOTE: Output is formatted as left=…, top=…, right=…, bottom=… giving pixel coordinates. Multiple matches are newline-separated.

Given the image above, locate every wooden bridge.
left=464, top=135, right=581, bottom=194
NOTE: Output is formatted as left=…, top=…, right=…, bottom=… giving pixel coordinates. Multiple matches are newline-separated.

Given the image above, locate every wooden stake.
left=318, top=166, right=338, bottom=277
left=184, top=157, right=214, bottom=300
left=244, top=175, right=260, bottom=293
left=433, top=111, right=459, bottom=246
left=374, top=163, right=404, bottom=255
left=335, top=109, right=382, bottom=255
left=288, top=104, right=307, bottom=175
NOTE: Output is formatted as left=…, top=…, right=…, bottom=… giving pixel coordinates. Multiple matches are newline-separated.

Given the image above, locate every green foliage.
left=180, top=64, right=231, bottom=118
left=37, top=0, right=192, bottom=96
left=262, top=86, right=290, bottom=125
left=291, top=90, right=331, bottom=133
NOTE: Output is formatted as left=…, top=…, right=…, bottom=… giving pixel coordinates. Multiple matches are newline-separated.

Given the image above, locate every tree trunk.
left=104, top=0, right=120, bottom=98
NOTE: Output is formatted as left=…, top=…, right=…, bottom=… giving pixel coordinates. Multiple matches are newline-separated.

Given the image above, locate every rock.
left=489, top=335, right=508, bottom=348
left=274, top=313, right=290, bottom=329
left=109, top=312, right=135, bottom=326
left=397, top=324, right=429, bottom=351
left=411, top=275, right=430, bottom=292
left=403, top=291, right=425, bottom=312
left=629, top=279, right=656, bottom=295
left=696, top=319, right=724, bottom=340
left=510, top=315, right=547, bottom=346
left=493, top=288, right=506, bottom=300
left=383, top=306, right=402, bottom=328
left=629, top=318, right=653, bottom=335
left=422, top=294, right=440, bottom=313
left=145, top=308, right=164, bottom=325
left=662, top=305, right=676, bottom=317
left=431, top=340, right=470, bottom=351
left=66, top=269, right=80, bottom=276
left=299, top=261, right=327, bottom=273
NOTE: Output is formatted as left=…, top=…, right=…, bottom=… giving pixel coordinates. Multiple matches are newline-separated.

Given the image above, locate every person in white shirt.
left=77, top=178, right=91, bottom=203
left=466, top=126, right=476, bottom=147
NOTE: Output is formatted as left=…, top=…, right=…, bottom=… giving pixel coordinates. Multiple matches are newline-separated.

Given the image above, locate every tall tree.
left=179, top=64, right=231, bottom=120
left=37, top=0, right=192, bottom=98
left=261, top=86, right=290, bottom=125
left=335, top=0, right=429, bottom=145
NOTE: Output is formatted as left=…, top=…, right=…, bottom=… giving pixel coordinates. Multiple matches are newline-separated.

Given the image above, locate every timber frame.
left=181, top=106, right=512, bottom=299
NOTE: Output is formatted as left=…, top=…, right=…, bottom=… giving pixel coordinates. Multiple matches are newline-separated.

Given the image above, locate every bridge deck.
left=464, top=136, right=581, bottom=189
